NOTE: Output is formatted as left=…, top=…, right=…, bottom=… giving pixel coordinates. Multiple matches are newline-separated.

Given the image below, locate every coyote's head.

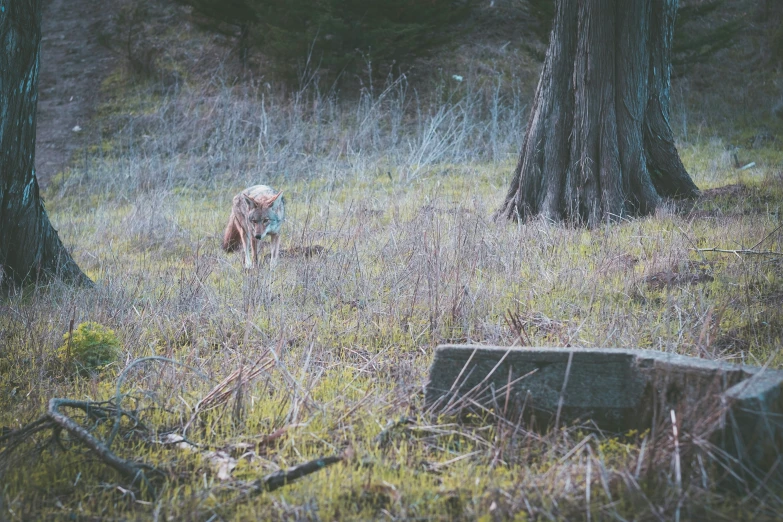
left=242, top=191, right=284, bottom=240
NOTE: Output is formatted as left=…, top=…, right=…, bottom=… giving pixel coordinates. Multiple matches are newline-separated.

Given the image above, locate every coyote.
left=222, top=185, right=285, bottom=268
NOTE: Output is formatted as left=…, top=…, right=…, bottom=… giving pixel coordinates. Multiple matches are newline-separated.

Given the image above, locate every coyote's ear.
left=268, top=190, right=283, bottom=204
left=243, top=194, right=258, bottom=209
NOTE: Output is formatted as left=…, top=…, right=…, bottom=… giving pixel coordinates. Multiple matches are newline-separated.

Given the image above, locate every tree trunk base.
left=497, top=0, right=699, bottom=226
left=0, top=0, right=92, bottom=287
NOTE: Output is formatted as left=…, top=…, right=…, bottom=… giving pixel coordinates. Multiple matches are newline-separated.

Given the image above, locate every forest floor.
left=5, top=0, right=783, bottom=520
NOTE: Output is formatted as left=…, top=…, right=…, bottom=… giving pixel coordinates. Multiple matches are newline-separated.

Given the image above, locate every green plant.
left=58, top=322, right=121, bottom=376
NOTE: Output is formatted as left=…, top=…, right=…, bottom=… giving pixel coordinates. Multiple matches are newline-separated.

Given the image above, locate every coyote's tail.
left=222, top=219, right=241, bottom=252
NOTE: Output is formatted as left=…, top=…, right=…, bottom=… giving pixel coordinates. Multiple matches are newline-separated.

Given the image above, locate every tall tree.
left=497, top=0, right=700, bottom=225
left=0, top=0, right=90, bottom=286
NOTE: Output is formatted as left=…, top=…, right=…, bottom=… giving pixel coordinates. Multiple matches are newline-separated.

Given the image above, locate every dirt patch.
left=643, top=260, right=714, bottom=290
left=35, top=0, right=121, bottom=186
left=597, top=253, right=639, bottom=275
left=687, top=182, right=783, bottom=218
left=699, top=183, right=748, bottom=199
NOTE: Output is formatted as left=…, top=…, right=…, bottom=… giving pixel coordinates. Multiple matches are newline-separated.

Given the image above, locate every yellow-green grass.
left=4, top=31, right=783, bottom=514
left=3, top=148, right=782, bottom=519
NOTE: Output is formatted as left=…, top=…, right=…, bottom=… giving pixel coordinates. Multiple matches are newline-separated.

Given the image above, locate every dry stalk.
left=695, top=247, right=783, bottom=256
left=504, top=309, right=531, bottom=346
left=184, top=353, right=275, bottom=435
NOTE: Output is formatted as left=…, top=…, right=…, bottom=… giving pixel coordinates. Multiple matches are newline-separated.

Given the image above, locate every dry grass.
left=2, top=16, right=783, bottom=519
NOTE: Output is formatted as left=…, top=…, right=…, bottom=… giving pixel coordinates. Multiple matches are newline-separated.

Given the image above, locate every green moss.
left=58, top=322, right=121, bottom=376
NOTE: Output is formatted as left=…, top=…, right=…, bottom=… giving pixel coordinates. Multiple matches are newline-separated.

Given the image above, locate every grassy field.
left=2, top=13, right=783, bottom=519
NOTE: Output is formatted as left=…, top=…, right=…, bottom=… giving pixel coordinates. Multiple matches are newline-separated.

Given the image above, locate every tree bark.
left=0, top=0, right=90, bottom=286
left=497, top=0, right=699, bottom=226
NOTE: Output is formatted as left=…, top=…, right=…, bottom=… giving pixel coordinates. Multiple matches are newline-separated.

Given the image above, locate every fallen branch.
left=4, top=357, right=333, bottom=503
left=695, top=248, right=783, bottom=257
left=48, top=398, right=155, bottom=489
left=0, top=416, right=54, bottom=445
left=0, top=416, right=56, bottom=472
left=251, top=453, right=345, bottom=493
left=2, top=399, right=153, bottom=490
left=691, top=223, right=783, bottom=258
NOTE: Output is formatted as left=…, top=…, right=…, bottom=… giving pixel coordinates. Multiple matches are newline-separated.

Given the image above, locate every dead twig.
left=184, top=353, right=275, bottom=435
left=695, top=223, right=783, bottom=257
left=251, top=453, right=345, bottom=493
left=109, top=356, right=212, bottom=450
left=504, top=309, right=531, bottom=346
left=695, top=247, right=783, bottom=257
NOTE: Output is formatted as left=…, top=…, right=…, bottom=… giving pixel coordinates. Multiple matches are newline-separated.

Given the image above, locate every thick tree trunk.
left=0, top=0, right=90, bottom=286
left=497, top=0, right=699, bottom=225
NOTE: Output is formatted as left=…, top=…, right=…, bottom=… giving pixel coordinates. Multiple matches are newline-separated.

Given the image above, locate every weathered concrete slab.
left=426, top=345, right=783, bottom=485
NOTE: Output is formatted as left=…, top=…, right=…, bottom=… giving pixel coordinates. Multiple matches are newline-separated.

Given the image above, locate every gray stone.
left=425, top=345, right=783, bottom=485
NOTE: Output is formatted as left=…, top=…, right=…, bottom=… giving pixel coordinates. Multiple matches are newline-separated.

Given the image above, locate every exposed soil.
left=686, top=181, right=783, bottom=218
left=643, top=264, right=714, bottom=290
left=35, top=0, right=120, bottom=186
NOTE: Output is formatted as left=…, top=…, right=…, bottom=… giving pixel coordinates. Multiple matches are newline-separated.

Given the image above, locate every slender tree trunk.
left=0, top=0, right=90, bottom=286
left=497, top=0, right=699, bottom=225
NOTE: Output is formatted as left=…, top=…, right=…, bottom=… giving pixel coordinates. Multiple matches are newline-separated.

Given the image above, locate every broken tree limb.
left=0, top=416, right=54, bottom=445
left=48, top=398, right=154, bottom=489
left=695, top=248, right=783, bottom=257
left=252, top=454, right=344, bottom=494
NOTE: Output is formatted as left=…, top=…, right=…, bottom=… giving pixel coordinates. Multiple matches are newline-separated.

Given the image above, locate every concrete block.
left=426, top=345, right=783, bottom=485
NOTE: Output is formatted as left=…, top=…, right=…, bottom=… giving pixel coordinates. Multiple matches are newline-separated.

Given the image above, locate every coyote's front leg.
left=252, top=237, right=260, bottom=268
left=241, top=226, right=254, bottom=269
left=269, top=233, right=280, bottom=266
